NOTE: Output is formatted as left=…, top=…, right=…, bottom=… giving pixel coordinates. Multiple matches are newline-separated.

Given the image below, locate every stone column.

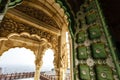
left=59, top=24, right=68, bottom=80
left=54, top=66, right=67, bottom=80
left=34, top=60, right=43, bottom=80
left=53, top=24, right=68, bottom=80
left=34, top=42, right=49, bottom=80
left=59, top=68, right=66, bottom=80
left=59, top=51, right=68, bottom=80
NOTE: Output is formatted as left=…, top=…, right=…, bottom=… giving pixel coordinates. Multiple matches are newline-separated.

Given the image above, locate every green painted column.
left=73, top=0, right=120, bottom=80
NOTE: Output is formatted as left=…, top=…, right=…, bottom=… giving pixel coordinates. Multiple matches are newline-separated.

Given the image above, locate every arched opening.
left=41, top=49, right=55, bottom=74
left=0, top=47, right=35, bottom=74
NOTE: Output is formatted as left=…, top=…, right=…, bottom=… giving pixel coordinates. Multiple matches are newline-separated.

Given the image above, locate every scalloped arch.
left=0, top=32, right=52, bottom=56
left=7, top=32, right=41, bottom=41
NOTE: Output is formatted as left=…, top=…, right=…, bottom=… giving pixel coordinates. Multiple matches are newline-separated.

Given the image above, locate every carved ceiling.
left=6, top=0, right=69, bottom=35
left=14, top=3, right=59, bottom=30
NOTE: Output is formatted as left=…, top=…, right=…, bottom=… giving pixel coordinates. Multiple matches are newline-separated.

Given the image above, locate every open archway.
left=41, top=49, right=54, bottom=72
left=0, top=47, right=35, bottom=74
left=0, top=33, right=53, bottom=79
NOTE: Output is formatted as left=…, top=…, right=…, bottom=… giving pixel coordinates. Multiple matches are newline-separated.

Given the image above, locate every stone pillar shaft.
left=34, top=65, right=41, bottom=80
left=34, top=43, right=49, bottom=80
left=54, top=24, right=68, bottom=80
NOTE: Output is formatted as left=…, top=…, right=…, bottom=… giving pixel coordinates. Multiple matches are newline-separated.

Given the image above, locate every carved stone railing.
left=0, top=72, right=52, bottom=80
left=0, top=72, right=71, bottom=80
left=0, top=72, right=34, bottom=80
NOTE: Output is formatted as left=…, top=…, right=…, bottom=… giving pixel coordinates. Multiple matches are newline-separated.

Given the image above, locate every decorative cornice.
left=56, top=0, right=75, bottom=37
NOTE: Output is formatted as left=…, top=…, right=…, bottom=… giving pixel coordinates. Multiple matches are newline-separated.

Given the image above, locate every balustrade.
left=0, top=72, right=70, bottom=80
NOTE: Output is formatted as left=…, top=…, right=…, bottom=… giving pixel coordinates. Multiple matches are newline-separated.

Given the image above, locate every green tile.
left=76, top=31, right=86, bottom=43
left=95, top=65, right=113, bottom=80
left=91, top=43, right=107, bottom=59
left=84, top=1, right=96, bottom=12
left=88, top=25, right=101, bottom=40
left=79, top=65, right=90, bottom=80
left=77, top=46, right=88, bottom=60
left=85, top=11, right=97, bottom=24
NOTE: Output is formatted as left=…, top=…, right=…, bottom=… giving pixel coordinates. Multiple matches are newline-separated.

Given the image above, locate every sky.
left=0, top=47, right=54, bottom=74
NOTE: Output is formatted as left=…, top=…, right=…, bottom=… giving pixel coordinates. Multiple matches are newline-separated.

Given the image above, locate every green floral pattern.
left=79, top=65, right=90, bottom=80
left=74, top=0, right=120, bottom=80
left=95, top=65, right=113, bottom=80
left=85, top=10, right=97, bottom=24
left=91, top=43, right=107, bottom=59
left=88, top=25, right=101, bottom=39
left=76, top=30, right=86, bottom=43
left=77, top=46, right=88, bottom=60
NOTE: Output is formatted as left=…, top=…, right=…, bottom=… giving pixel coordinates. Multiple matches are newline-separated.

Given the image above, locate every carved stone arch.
left=0, top=46, right=35, bottom=59
left=0, top=32, right=52, bottom=56
left=0, top=32, right=53, bottom=80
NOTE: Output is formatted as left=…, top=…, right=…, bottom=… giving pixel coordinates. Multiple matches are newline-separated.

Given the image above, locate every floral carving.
left=60, top=43, right=68, bottom=69
left=53, top=36, right=59, bottom=69
left=0, top=16, right=58, bottom=44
